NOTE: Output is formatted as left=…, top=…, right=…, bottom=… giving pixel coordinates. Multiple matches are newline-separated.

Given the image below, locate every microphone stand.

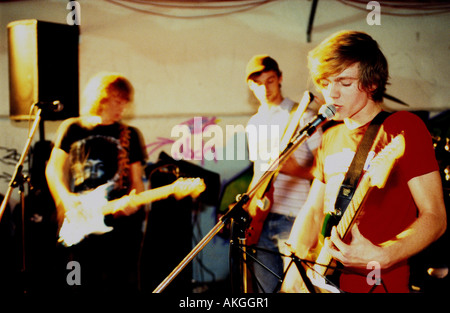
left=0, top=105, right=43, bottom=291
left=153, top=118, right=320, bottom=293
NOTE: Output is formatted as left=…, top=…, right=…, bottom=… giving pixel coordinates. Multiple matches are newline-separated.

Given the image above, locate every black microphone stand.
left=153, top=113, right=325, bottom=293
left=0, top=104, right=44, bottom=292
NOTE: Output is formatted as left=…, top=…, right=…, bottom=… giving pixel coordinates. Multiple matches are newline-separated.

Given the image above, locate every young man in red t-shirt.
left=281, top=31, right=446, bottom=293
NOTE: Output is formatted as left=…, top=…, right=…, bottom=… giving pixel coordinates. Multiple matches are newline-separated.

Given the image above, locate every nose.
left=326, top=82, right=340, bottom=100
left=330, top=82, right=340, bottom=98
left=116, top=99, right=127, bottom=111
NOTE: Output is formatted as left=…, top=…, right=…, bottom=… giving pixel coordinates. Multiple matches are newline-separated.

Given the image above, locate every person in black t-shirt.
left=46, top=72, right=148, bottom=293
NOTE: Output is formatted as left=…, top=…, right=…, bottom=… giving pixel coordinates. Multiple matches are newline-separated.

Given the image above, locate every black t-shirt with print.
left=56, top=118, right=147, bottom=199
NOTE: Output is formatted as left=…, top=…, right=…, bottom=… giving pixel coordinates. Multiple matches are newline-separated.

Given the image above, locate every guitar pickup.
left=334, top=184, right=355, bottom=216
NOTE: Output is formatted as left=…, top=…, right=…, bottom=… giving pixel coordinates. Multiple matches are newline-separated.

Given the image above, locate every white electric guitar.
left=58, top=177, right=206, bottom=247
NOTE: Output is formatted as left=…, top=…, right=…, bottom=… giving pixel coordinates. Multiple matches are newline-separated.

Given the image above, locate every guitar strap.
left=117, top=123, right=131, bottom=192
left=334, top=111, right=391, bottom=216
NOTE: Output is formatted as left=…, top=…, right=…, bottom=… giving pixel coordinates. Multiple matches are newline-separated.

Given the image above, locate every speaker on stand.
left=6, top=19, right=80, bottom=293
left=8, top=19, right=79, bottom=122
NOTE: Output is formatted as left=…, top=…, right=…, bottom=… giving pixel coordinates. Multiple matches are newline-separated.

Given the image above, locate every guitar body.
left=245, top=184, right=274, bottom=246
left=58, top=183, right=114, bottom=247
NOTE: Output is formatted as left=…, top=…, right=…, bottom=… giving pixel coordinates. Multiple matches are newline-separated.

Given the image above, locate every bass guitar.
left=58, top=177, right=206, bottom=247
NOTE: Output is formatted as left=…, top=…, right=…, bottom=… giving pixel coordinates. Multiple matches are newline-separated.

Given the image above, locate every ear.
left=368, top=84, right=378, bottom=100
left=358, top=83, right=377, bottom=98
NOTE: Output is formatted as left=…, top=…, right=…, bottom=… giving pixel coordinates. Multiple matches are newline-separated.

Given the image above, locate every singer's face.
left=318, top=63, right=374, bottom=122
left=248, top=70, right=283, bottom=106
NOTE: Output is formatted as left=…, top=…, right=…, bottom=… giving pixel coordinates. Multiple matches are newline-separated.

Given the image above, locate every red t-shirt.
left=313, top=111, right=439, bottom=293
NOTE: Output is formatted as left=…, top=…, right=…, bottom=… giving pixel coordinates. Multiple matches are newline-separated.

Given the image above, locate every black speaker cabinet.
left=7, top=20, right=79, bottom=121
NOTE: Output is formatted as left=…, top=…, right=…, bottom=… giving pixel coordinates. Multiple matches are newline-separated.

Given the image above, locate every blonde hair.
left=81, top=72, right=134, bottom=116
left=308, top=30, right=389, bottom=102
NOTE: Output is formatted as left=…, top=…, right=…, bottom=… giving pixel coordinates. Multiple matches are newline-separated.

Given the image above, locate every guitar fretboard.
left=315, top=176, right=373, bottom=277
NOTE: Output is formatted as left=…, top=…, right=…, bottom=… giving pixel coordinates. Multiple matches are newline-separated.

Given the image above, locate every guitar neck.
left=134, top=184, right=177, bottom=206
left=316, top=175, right=373, bottom=277
left=336, top=177, right=372, bottom=240
left=102, top=184, right=176, bottom=215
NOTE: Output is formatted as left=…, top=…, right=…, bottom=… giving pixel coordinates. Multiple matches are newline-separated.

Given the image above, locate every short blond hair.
left=82, top=72, right=134, bottom=116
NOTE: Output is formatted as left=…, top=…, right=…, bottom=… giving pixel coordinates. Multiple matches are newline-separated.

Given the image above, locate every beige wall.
left=1, top=0, right=449, bottom=203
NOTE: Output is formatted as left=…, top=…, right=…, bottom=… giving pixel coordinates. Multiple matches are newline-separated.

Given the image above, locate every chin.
left=332, top=113, right=344, bottom=121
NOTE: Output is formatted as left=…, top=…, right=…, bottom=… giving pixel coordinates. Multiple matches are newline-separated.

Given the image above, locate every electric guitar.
left=282, top=134, right=405, bottom=293
left=58, top=177, right=206, bottom=247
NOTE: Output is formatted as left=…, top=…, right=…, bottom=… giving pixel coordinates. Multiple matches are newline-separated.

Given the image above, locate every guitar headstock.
left=367, top=134, right=405, bottom=189
left=173, top=177, right=206, bottom=199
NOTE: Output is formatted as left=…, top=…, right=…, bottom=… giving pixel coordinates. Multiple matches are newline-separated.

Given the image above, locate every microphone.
left=300, top=104, right=336, bottom=137
left=35, top=100, right=64, bottom=112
